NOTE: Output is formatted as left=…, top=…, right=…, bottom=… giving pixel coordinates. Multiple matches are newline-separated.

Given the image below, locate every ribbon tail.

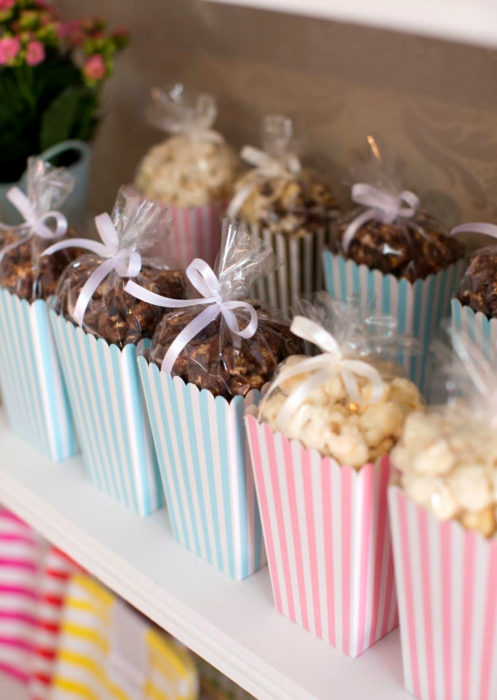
left=275, top=367, right=336, bottom=431
left=450, top=222, right=497, bottom=238
left=73, top=258, right=116, bottom=326
left=124, top=279, right=213, bottom=309
left=342, top=208, right=376, bottom=252
left=162, top=304, right=220, bottom=374
left=227, top=184, right=255, bottom=219
left=44, top=238, right=109, bottom=257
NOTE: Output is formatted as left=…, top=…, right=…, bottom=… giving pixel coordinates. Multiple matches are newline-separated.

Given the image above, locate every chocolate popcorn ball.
left=392, top=405, right=497, bottom=537
left=260, top=355, right=422, bottom=468
left=456, top=246, right=497, bottom=318
left=55, top=255, right=186, bottom=348
left=0, top=228, right=80, bottom=301
left=331, top=212, right=465, bottom=283
left=150, top=303, right=304, bottom=399
left=233, top=169, right=338, bottom=237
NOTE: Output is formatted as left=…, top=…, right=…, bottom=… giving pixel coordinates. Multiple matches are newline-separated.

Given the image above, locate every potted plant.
left=0, top=0, right=128, bottom=226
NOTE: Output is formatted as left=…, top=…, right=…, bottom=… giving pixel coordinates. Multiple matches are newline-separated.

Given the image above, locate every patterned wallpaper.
left=60, top=0, right=497, bottom=243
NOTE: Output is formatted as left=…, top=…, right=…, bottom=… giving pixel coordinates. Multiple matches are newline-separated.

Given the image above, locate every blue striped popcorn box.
left=0, top=289, right=77, bottom=460
left=323, top=252, right=465, bottom=388
left=49, top=311, right=163, bottom=516
left=451, top=299, right=496, bottom=363
left=250, top=225, right=332, bottom=319
left=138, top=357, right=266, bottom=580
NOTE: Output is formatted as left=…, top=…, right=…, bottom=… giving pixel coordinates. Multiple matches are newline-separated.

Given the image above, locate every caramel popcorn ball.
left=392, top=405, right=497, bottom=537
left=259, top=355, right=422, bottom=468
left=233, top=169, right=338, bottom=237
left=135, top=135, right=238, bottom=208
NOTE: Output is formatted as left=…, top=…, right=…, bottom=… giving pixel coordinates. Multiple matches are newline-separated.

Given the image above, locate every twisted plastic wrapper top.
left=228, top=114, right=337, bottom=236
left=456, top=245, right=497, bottom=319
left=259, top=292, right=423, bottom=468
left=149, top=219, right=305, bottom=399
left=135, top=84, right=238, bottom=207
left=0, top=157, right=76, bottom=301
left=53, top=187, right=186, bottom=348
left=392, top=328, right=497, bottom=536
left=331, top=136, right=464, bottom=281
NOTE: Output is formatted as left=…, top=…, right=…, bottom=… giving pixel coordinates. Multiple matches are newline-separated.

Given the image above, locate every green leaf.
left=40, top=86, right=89, bottom=150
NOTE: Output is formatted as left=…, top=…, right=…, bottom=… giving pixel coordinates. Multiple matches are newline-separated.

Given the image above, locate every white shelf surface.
left=0, top=412, right=409, bottom=700
left=204, top=0, right=497, bottom=49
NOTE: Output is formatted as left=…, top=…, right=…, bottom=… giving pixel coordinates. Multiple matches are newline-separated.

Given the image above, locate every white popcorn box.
left=250, top=225, right=332, bottom=318
left=451, top=298, right=497, bottom=362
left=323, top=253, right=465, bottom=389
left=138, top=357, right=266, bottom=580
left=161, top=201, right=225, bottom=268
left=389, top=485, right=497, bottom=700
left=245, top=415, right=397, bottom=657
left=0, top=288, right=77, bottom=461
left=49, top=312, right=163, bottom=516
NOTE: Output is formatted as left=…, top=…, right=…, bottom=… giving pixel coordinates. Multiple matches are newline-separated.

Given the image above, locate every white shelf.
left=0, top=412, right=409, bottom=700
left=204, top=0, right=497, bottom=49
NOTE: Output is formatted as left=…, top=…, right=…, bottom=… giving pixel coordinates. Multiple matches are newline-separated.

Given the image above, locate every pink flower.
left=26, top=40, right=45, bottom=66
left=0, top=0, right=15, bottom=10
left=83, top=53, right=105, bottom=81
left=0, top=36, right=20, bottom=65
left=60, top=19, right=84, bottom=45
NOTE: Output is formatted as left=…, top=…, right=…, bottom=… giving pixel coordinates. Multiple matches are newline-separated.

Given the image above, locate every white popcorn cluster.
left=259, top=355, right=422, bottom=468
left=392, top=405, right=497, bottom=537
left=135, top=135, right=238, bottom=208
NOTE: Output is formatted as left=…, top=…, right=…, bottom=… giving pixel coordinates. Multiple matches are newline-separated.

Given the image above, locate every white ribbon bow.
left=0, top=186, right=68, bottom=263
left=227, top=145, right=301, bottom=219
left=265, top=316, right=385, bottom=432
left=44, top=212, right=142, bottom=326
left=125, top=258, right=258, bottom=374
left=342, top=183, right=420, bottom=251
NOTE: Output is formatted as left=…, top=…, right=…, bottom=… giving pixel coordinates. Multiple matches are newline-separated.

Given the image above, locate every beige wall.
left=60, top=0, right=497, bottom=237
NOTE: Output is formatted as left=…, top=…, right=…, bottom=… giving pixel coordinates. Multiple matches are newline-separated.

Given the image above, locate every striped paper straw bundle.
left=0, top=290, right=77, bottom=461
left=50, top=313, right=162, bottom=516
left=246, top=416, right=397, bottom=657
left=29, top=547, right=79, bottom=700
left=0, top=509, right=41, bottom=683
left=389, top=487, right=497, bottom=700
left=139, top=361, right=266, bottom=580
left=323, top=253, right=464, bottom=389
left=51, top=572, right=198, bottom=700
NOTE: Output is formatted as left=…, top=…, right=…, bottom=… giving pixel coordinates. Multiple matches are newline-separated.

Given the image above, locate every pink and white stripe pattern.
left=0, top=509, right=41, bottom=683
left=158, top=202, right=225, bottom=268
left=389, top=486, right=497, bottom=700
left=245, top=415, right=397, bottom=657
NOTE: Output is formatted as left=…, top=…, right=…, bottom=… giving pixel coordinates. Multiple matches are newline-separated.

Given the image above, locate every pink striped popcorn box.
left=149, top=201, right=225, bottom=269
left=245, top=415, right=397, bottom=657
left=389, top=486, right=497, bottom=700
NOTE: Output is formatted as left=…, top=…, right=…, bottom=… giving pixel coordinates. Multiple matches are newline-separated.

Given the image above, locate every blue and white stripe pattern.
left=451, top=299, right=496, bottom=362
left=0, top=289, right=76, bottom=460
left=49, top=311, right=163, bottom=516
left=138, top=357, right=266, bottom=580
left=323, top=252, right=465, bottom=388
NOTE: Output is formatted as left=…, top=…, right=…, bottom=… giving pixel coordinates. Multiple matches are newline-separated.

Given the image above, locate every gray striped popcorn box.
left=0, top=158, right=78, bottom=461
left=227, top=114, right=338, bottom=319
left=46, top=188, right=188, bottom=515
left=450, top=233, right=497, bottom=363
left=135, top=85, right=239, bottom=268
left=243, top=308, right=423, bottom=656
left=323, top=138, right=465, bottom=390
left=126, top=220, right=303, bottom=578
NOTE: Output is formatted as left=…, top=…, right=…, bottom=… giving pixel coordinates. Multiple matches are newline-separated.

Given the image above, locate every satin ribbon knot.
left=227, top=145, right=301, bottom=218
left=0, top=186, right=68, bottom=264
left=264, top=316, right=385, bottom=432
left=125, top=257, right=258, bottom=374
left=44, top=212, right=142, bottom=326
left=342, top=183, right=420, bottom=252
